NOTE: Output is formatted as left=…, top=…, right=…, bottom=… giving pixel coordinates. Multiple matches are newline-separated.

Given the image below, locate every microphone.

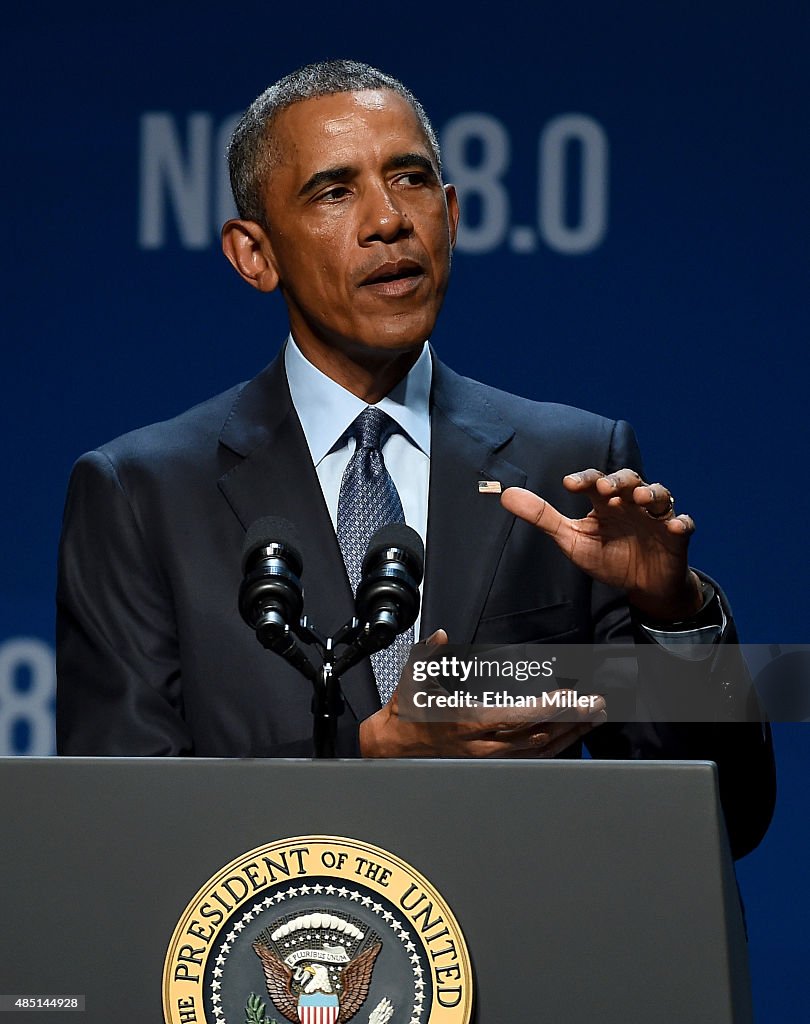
left=334, top=524, right=424, bottom=675
left=357, top=523, right=424, bottom=645
left=239, top=517, right=316, bottom=680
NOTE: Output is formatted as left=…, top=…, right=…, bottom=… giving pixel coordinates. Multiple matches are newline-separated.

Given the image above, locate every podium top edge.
left=0, top=756, right=719, bottom=773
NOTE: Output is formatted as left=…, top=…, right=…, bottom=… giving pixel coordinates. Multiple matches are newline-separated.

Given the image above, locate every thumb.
left=422, top=628, right=449, bottom=653
left=501, top=486, right=565, bottom=535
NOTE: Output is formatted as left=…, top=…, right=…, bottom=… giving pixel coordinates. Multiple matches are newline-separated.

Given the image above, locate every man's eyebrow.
left=385, top=153, right=438, bottom=177
left=298, top=165, right=355, bottom=198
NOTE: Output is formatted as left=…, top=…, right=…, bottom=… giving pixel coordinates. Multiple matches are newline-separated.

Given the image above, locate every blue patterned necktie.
left=336, top=406, right=414, bottom=703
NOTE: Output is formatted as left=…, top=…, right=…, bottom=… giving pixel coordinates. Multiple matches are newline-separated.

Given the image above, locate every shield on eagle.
left=298, top=992, right=340, bottom=1024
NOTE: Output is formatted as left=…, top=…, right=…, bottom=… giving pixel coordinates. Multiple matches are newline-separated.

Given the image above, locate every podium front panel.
left=0, top=758, right=750, bottom=1023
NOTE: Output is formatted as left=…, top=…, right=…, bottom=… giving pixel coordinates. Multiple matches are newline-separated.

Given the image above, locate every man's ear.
left=444, top=184, right=460, bottom=250
left=221, top=219, right=279, bottom=292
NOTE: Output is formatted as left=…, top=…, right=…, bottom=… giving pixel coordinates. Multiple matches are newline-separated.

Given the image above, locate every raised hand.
left=501, top=468, right=703, bottom=622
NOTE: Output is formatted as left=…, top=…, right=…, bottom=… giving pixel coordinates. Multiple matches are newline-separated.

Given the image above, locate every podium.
left=0, top=758, right=751, bottom=1023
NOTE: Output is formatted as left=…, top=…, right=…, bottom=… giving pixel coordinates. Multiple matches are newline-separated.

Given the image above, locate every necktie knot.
left=350, top=406, right=398, bottom=451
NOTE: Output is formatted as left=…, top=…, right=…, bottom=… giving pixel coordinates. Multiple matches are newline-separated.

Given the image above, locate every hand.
left=359, top=630, right=607, bottom=758
left=501, top=468, right=703, bottom=622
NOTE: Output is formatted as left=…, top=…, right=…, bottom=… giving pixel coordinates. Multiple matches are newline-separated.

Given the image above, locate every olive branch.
left=244, top=992, right=278, bottom=1024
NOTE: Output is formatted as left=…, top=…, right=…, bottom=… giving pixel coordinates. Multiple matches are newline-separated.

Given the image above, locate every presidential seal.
left=163, top=836, right=473, bottom=1024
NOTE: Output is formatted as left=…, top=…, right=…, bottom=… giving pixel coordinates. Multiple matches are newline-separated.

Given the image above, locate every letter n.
left=139, top=113, right=211, bottom=249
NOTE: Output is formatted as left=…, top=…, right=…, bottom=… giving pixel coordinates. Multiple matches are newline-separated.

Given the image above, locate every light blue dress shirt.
left=285, top=336, right=431, bottom=636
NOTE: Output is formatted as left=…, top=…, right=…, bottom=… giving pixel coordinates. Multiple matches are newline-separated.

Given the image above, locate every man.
left=57, top=61, right=774, bottom=858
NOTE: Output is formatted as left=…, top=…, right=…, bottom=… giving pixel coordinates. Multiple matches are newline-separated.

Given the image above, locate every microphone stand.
left=264, top=616, right=369, bottom=759
left=244, top=528, right=422, bottom=758
left=314, top=660, right=340, bottom=759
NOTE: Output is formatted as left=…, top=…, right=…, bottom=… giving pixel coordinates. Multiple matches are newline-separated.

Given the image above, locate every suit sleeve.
left=56, top=450, right=193, bottom=755
left=582, top=419, right=776, bottom=860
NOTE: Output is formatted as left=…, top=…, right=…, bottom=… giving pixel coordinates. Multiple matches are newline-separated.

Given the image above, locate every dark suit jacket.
left=56, top=350, right=775, bottom=857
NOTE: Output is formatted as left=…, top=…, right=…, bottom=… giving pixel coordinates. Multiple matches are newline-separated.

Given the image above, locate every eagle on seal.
left=252, top=938, right=381, bottom=1023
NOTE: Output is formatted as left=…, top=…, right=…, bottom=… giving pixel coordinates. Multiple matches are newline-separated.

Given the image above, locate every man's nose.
left=358, top=184, right=412, bottom=245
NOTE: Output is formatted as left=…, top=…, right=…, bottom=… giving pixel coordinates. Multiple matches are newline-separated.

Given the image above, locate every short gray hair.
left=227, top=60, right=442, bottom=226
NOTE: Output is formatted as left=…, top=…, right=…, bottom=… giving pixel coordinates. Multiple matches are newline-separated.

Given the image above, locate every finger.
left=465, top=728, right=575, bottom=758
left=531, top=719, right=605, bottom=758
left=451, top=704, right=586, bottom=741
left=423, top=628, right=449, bottom=651
left=400, top=628, right=447, bottom=666
left=632, top=481, right=674, bottom=517
left=427, top=706, right=549, bottom=740
left=491, top=692, right=606, bottom=735
left=493, top=720, right=588, bottom=749
left=595, top=467, right=645, bottom=501
left=492, top=716, right=605, bottom=750
left=474, top=704, right=570, bottom=734
left=457, top=708, right=607, bottom=757
left=664, top=513, right=696, bottom=535
left=500, top=720, right=605, bottom=758
left=394, top=630, right=448, bottom=703
left=562, top=468, right=606, bottom=494
left=464, top=737, right=537, bottom=758
left=501, top=486, right=567, bottom=538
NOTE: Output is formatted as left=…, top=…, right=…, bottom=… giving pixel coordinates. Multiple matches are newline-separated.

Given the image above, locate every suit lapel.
left=421, top=359, right=527, bottom=643
left=216, top=353, right=379, bottom=720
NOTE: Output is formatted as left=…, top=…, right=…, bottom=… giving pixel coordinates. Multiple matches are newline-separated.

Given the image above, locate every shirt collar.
left=284, top=334, right=432, bottom=466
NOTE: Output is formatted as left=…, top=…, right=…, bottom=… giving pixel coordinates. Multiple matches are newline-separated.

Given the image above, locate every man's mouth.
left=360, top=259, right=425, bottom=289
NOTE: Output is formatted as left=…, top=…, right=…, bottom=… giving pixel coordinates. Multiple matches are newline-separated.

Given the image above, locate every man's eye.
left=396, top=172, right=427, bottom=187
left=319, top=186, right=351, bottom=202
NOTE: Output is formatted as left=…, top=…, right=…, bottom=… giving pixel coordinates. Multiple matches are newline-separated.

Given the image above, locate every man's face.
left=255, top=89, right=459, bottom=366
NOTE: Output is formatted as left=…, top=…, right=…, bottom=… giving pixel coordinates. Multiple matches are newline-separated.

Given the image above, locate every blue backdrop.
left=2, top=3, right=808, bottom=1018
